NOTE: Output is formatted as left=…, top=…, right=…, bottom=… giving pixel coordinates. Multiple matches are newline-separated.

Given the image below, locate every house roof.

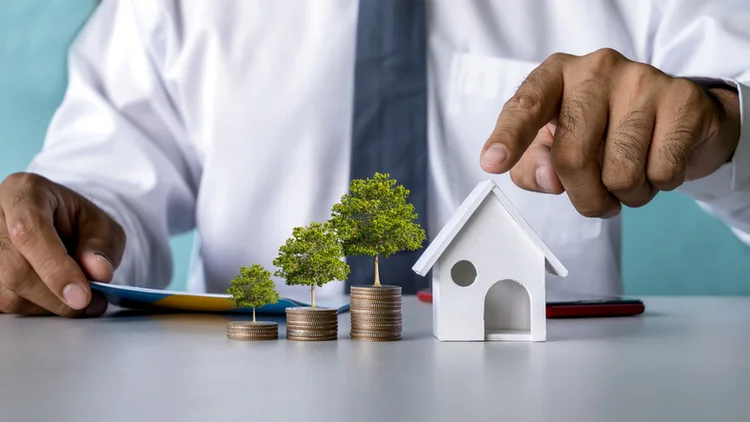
left=411, top=179, right=568, bottom=277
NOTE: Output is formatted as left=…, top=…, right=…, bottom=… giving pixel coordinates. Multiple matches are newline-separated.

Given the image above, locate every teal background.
left=2, top=1, right=749, bottom=295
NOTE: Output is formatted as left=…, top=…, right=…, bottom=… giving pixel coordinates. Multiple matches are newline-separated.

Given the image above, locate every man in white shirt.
left=1, top=0, right=749, bottom=318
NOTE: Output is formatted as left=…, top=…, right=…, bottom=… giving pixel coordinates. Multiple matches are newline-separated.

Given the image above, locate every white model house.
left=412, top=180, right=567, bottom=342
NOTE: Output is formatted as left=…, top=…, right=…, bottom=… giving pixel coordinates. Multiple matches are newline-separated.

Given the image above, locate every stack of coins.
left=226, top=321, right=279, bottom=341
left=350, top=285, right=402, bottom=341
left=285, top=307, right=338, bottom=341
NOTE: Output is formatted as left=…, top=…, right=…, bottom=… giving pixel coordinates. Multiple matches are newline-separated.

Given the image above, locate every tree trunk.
left=374, top=255, right=381, bottom=287
left=253, top=307, right=256, bottom=323
left=311, top=285, right=316, bottom=308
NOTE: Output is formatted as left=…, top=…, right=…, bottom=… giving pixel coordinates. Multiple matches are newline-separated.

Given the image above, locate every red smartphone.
left=416, top=288, right=645, bottom=318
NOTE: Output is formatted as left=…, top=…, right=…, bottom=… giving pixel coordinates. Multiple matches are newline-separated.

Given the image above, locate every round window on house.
left=451, top=260, right=477, bottom=287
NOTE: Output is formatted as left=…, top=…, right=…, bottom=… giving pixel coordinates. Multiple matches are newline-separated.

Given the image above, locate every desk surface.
left=1, top=297, right=748, bottom=422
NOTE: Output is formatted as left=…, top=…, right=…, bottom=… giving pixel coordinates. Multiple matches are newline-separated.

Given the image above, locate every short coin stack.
left=226, top=321, right=279, bottom=341
left=285, top=307, right=339, bottom=341
left=350, top=285, right=402, bottom=341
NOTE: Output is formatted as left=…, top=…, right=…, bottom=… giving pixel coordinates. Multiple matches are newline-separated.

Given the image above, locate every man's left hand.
left=480, top=48, right=741, bottom=217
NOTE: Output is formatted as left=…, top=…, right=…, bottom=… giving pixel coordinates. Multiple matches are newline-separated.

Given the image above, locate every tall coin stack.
left=350, top=286, right=402, bottom=341
left=285, top=307, right=339, bottom=341
left=226, top=321, right=279, bottom=341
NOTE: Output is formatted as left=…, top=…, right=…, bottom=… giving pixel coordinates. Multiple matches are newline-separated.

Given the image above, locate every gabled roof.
left=412, top=179, right=568, bottom=277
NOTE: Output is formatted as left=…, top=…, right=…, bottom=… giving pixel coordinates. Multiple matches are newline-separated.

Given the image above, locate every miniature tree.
left=226, top=264, right=280, bottom=323
left=273, top=221, right=349, bottom=308
left=329, top=172, right=426, bottom=286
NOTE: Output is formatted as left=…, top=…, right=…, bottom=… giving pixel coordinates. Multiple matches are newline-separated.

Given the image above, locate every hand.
left=0, top=173, right=125, bottom=317
left=480, top=48, right=742, bottom=217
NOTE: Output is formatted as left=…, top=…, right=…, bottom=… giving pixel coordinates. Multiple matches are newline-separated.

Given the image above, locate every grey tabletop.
left=1, top=297, right=749, bottom=422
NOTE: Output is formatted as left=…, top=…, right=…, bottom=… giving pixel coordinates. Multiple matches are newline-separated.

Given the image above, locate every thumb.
left=78, top=250, right=115, bottom=283
left=73, top=205, right=126, bottom=283
left=509, top=122, right=564, bottom=194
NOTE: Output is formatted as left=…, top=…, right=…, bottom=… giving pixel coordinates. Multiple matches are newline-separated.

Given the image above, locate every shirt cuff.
left=679, top=79, right=750, bottom=199
left=729, top=79, right=750, bottom=192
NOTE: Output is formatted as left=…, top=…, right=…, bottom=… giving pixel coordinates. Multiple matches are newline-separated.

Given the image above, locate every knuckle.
left=587, top=48, right=624, bottom=71
left=546, top=52, right=572, bottom=66
left=0, top=264, right=29, bottom=292
left=506, top=87, right=545, bottom=119
left=649, top=158, right=685, bottom=190
left=557, top=94, right=596, bottom=137
left=673, top=78, right=704, bottom=103
left=11, top=173, right=43, bottom=194
left=661, top=127, right=696, bottom=164
left=8, top=215, right=42, bottom=249
left=551, top=143, right=589, bottom=175
left=2, top=172, right=29, bottom=187
left=577, top=204, right=611, bottom=218
left=0, top=292, right=25, bottom=314
left=603, top=168, right=645, bottom=192
left=623, top=64, right=663, bottom=96
left=3, top=173, right=47, bottom=210
left=621, top=196, right=652, bottom=209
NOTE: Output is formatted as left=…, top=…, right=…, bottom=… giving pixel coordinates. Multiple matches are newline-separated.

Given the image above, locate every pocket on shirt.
left=445, top=53, right=540, bottom=116
left=443, top=52, right=602, bottom=245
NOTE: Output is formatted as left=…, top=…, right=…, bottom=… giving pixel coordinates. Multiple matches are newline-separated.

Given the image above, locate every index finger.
left=1, top=191, right=91, bottom=311
left=480, top=53, right=568, bottom=174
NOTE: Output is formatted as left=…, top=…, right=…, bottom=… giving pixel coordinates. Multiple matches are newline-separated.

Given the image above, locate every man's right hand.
left=0, top=173, right=125, bottom=317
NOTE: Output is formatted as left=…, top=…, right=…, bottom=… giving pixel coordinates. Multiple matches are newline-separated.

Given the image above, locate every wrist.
left=710, top=87, right=742, bottom=163
left=685, top=77, right=741, bottom=162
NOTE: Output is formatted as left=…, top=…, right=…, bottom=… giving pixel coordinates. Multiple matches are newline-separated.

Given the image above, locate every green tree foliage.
left=226, top=264, right=280, bottom=322
left=329, top=172, right=426, bottom=286
left=273, top=221, right=349, bottom=308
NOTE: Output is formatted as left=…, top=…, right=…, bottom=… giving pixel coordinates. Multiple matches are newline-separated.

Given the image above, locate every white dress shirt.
left=27, top=0, right=750, bottom=300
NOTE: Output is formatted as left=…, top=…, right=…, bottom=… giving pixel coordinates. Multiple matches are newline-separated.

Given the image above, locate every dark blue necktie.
left=346, top=0, right=429, bottom=294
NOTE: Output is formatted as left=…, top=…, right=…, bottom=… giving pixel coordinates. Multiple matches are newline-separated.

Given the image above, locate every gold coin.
left=351, top=322, right=402, bottom=327
left=350, top=309, right=401, bottom=314
left=227, top=321, right=278, bottom=326
left=350, top=335, right=401, bottom=342
left=286, top=334, right=338, bottom=341
left=350, top=295, right=401, bottom=302
left=350, top=326, right=401, bottom=333
left=227, top=321, right=278, bottom=328
left=351, top=322, right=403, bottom=329
left=227, top=333, right=278, bottom=341
left=350, top=290, right=402, bottom=296
left=350, top=307, right=401, bottom=312
left=350, top=330, right=401, bottom=338
left=286, top=322, right=339, bottom=330
left=285, top=316, right=338, bottom=322
left=286, top=307, right=337, bottom=314
left=350, top=305, right=400, bottom=310
left=227, top=330, right=278, bottom=336
left=351, top=300, right=400, bottom=305
left=351, top=318, right=402, bottom=324
left=286, top=325, right=337, bottom=331
left=350, top=297, right=401, bottom=302
left=286, top=330, right=338, bottom=337
left=227, top=325, right=279, bottom=329
left=350, top=286, right=402, bottom=293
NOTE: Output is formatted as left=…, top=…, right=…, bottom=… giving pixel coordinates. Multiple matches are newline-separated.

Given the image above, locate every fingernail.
left=536, top=164, right=553, bottom=193
left=481, top=144, right=508, bottom=168
left=63, top=284, right=88, bottom=310
left=94, top=252, right=113, bottom=270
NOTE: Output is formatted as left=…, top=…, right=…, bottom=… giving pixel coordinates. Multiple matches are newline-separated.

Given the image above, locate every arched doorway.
left=484, top=279, right=531, bottom=340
